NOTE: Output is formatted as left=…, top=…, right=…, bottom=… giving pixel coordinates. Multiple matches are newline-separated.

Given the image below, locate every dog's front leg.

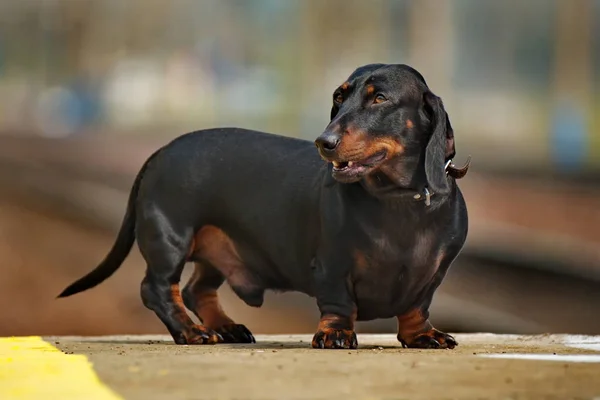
left=396, top=307, right=457, bottom=349
left=310, top=258, right=357, bottom=349
left=395, top=265, right=458, bottom=349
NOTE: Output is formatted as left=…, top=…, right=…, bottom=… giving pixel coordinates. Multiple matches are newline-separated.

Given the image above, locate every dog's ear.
left=423, top=92, right=453, bottom=194
left=444, top=113, right=456, bottom=160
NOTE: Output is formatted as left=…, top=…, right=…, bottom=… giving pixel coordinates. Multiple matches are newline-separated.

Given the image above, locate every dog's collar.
left=412, top=159, right=454, bottom=206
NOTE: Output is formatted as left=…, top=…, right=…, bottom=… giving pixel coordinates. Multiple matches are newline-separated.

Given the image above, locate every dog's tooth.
left=332, top=161, right=341, bottom=168
left=347, top=161, right=354, bottom=167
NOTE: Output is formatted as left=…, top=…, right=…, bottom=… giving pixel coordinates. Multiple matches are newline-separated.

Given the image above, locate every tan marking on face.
left=341, top=82, right=349, bottom=90
left=336, top=129, right=368, bottom=157
left=365, top=137, right=404, bottom=160
left=366, top=85, right=375, bottom=95
left=335, top=128, right=404, bottom=165
left=406, top=119, right=414, bottom=129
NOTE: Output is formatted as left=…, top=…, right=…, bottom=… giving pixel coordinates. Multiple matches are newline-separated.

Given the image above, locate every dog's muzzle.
left=315, top=131, right=341, bottom=156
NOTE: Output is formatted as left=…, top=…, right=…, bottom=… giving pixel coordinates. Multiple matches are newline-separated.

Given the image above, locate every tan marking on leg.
left=190, top=226, right=255, bottom=291
left=397, top=308, right=432, bottom=339
left=185, top=264, right=234, bottom=329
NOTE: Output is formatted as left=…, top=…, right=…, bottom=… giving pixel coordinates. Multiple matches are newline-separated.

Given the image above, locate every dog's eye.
left=374, top=94, right=387, bottom=104
left=334, top=93, right=343, bottom=104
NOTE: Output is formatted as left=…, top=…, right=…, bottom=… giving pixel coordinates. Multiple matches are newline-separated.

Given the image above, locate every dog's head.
left=315, top=64, right=468, bottom=197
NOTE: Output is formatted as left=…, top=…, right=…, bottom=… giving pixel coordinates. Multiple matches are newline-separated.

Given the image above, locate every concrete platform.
left=16, top=333, right=597, bottom=400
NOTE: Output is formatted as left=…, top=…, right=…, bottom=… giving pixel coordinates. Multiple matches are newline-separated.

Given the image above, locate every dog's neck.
left=359, top=154, right=451, bottom=206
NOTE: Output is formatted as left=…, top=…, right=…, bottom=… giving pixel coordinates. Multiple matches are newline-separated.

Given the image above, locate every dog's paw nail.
left=241, top=326, right=256, bottom=343
left=225, top=333, right=236, bottom=342
left=214, top=324, right=256, bottom=344
left=312, top=329, right=356, bottom=349
left=423, top=338, right=441, bottom=348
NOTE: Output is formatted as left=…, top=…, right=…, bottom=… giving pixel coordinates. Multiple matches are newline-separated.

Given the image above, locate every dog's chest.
left=350, top=228, right=443, bottom=320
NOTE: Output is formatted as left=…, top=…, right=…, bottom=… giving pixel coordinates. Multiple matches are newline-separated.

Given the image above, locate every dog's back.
left=135, top=128, right=326, bottom=290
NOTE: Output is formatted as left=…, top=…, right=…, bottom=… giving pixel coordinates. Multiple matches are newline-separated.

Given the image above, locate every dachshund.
left=59, top=63, right=470, bottom=349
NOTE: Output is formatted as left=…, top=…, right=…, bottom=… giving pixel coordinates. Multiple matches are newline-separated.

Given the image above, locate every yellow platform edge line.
left=0, top=336, right=123, bottom=400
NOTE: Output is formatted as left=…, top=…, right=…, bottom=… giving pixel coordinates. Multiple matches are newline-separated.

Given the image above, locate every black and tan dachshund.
left=59, top=63, right=470, bottom=349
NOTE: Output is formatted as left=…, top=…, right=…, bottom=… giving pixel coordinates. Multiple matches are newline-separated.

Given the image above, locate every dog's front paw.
left=312, top=328, right=358, bottom=349
left=175, top=325, right=223, bottom=345
left=215, top=323, right=256, bottom=344
left=398, top=329, right=457, bottom=349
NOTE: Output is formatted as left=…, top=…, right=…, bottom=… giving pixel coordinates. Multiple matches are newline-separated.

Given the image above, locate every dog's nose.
left=315, top=132, right=341, bottom=152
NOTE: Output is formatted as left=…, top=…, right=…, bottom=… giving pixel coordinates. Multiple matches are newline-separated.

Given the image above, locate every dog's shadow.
left=75, top=339, right=400, bottom=350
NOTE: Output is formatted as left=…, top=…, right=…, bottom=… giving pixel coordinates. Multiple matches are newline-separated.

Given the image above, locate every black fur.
left=59, top=63, right=469, bottom=349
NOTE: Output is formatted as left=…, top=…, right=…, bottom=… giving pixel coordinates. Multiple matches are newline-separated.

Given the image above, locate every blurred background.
left=1, top=0, right=599, bottom=338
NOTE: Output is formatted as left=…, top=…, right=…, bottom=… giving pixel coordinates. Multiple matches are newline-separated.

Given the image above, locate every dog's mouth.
left=329, top=151, right=387, bottom=182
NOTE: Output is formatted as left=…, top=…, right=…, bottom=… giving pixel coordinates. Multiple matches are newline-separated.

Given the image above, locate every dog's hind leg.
left=182, top=262, right=255, bottom=343
left=138, top=218, right=222, bottom=345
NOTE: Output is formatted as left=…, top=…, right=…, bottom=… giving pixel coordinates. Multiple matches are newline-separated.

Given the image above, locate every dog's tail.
left=57, top=150, right=160, bottom=298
